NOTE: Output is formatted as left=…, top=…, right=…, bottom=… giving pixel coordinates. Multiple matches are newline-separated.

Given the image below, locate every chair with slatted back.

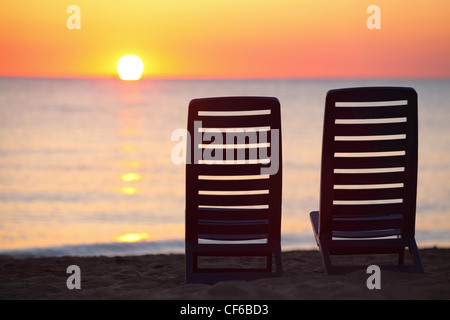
left=185, top=96, right=282, bottom=284
left=310, top=87, right=424, bottom=274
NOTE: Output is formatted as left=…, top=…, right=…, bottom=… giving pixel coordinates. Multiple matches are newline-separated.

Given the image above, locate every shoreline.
left=2, top=230, right=448, bottom=259
left=1, top=248, right=449, bottom=300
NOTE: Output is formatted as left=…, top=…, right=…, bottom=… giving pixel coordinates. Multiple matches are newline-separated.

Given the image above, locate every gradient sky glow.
left=1, top=0, right=449, bottom=79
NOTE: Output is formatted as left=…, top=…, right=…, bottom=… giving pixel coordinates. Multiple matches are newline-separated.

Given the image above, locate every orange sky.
left=0, top=0, right=449, bottom=79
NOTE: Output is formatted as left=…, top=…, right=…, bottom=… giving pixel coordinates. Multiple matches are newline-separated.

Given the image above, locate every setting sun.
left=117, top=55, right=144, bottom=80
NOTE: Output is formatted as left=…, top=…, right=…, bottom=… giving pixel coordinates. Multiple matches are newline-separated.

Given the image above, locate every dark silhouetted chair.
left=310, top=87, right=424, bottom=274
left=185, top=96, right=282, bottom=284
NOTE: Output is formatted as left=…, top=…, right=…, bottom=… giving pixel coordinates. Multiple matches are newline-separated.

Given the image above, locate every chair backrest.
left=186, top=97, right=282, bottom=246
left=319, top=87, right=418, bottom=241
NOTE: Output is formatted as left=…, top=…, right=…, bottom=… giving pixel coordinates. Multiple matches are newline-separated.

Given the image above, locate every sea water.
left=0, top=78, right=449, bottom=257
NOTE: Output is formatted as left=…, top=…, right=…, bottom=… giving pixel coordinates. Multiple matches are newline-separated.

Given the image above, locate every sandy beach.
left=0, top=248, right=449, bottom=300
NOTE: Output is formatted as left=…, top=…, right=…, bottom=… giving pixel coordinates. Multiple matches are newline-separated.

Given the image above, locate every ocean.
left=1, top=78, right=449, bottom=257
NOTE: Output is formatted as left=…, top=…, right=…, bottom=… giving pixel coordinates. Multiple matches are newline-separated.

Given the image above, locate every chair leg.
left=274, top=250, right=283, bottom=275
left=409, top=241, right=425, bottom=273
left=185, top=252, right=193, bottom=284
left=185, top=247, right=199, bottom=284
left=319, top=243, right=334, bottom=274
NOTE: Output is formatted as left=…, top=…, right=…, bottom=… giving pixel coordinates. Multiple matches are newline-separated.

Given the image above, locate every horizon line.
left=1, top=74, right=450, bottom=81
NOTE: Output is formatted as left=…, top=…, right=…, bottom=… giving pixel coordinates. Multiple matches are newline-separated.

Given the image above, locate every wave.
left=0, top=233, right=317, bottom=258
left=1, top=230, right=447, bottom=258
left=0, top=239, right=185, bottom=258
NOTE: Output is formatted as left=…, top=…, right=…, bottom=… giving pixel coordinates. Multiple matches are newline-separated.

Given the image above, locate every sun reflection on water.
left=118, top=186, right=138, bottom=195
left=120, top=160, right=144, bottom=169
left=121, top=172, right=142, bottom=182
left=116, top=232, right=151, bottom=243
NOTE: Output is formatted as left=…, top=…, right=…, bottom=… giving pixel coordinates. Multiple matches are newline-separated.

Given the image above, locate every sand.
left=0, top=248, right=449, bottom=300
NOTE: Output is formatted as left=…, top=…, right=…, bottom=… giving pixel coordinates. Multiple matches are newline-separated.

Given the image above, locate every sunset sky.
left=1, top=0, right=449, bottom=79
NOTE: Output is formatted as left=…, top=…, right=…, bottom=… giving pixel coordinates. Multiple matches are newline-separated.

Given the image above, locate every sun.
left=117, top=55, right=144, bottom=80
